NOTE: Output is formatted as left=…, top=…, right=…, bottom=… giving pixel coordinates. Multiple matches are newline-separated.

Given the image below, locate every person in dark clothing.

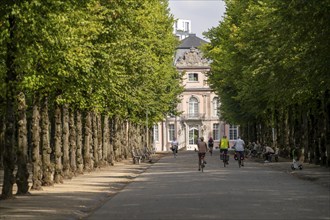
left=197, top=137, right=208, bottom=171
left=208, top=137, right=214, bottom=156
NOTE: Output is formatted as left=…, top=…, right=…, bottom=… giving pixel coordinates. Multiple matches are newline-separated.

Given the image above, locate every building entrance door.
left=188, top=126, right=199, bottom=150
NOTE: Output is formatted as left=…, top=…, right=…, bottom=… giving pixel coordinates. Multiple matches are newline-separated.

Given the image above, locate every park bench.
left=138, top=148, right=150, bottom=161
left=132, top=148, right=142, bottom=164
left=145, top=147, right=155, bottom=156
left=131, top=147, right=155, bottom=164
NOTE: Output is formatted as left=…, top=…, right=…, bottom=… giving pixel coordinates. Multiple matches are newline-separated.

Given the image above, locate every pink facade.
left=152, top=36, right=237, bottom=152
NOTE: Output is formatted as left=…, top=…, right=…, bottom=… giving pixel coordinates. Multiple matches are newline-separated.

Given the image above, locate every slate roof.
left=174, top=34, right=209, bottom=65
left=177, top=33, right=208, bottom=49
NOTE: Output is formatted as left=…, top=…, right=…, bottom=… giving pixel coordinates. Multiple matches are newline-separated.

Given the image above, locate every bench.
left=132, top=148, right=142, bottom=164
left=145, top=147, right=155, bottom=156
left=132, top=147, right=155, bottom=164
left=139, top=148, right=152, bottom=161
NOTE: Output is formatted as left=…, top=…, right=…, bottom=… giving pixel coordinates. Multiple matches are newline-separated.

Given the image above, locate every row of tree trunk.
left=0, top=93, right=150, bottom=199
left=241, top=94, right=330, bottom=167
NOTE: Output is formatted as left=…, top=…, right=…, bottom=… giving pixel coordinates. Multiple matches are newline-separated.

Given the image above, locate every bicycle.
left=171, top=146, right=177, bottom=158
left=198, top=152, right=206, bottom=172
left=235, top=151, right=244, bottom=168
left=209, top=147, right=213, bottom=156
left=220, top=150, right=229, bottom=167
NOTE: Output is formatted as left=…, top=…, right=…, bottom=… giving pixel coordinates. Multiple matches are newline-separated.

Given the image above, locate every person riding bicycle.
left=208, top=137, right=214, bottom=156
left=219, top=135, right=229, bottom=164
left=171, top=138, right=178, bottom=158
left=196, top=137, right=208, bottom=171
left=233, top=136, right=245, bottom=166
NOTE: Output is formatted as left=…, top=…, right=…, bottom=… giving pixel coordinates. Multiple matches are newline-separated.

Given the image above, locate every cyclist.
left=219, top=135, right=230, bottom=164
left=196, top=137, right=208, bottom=171
left=208, top=137, right=214, bottom=156
left=171, top=138, right=178, bottom=158
left=233, top=136, right=245, bottom=166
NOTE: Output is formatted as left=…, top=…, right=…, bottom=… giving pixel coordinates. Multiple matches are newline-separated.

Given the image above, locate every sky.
left=168, top=0, right=226, bottom=41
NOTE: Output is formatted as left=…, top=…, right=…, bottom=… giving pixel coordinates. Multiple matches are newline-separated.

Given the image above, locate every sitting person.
left=264, top=145, right=275, bottom=162
left=249, top=142, right=257, bottom=157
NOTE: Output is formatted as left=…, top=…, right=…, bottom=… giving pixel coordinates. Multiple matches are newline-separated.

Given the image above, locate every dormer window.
left=188, top=73, right=198, bottom=82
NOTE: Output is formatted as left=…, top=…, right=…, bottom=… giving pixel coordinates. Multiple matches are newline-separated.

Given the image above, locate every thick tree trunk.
left=102, top=115, right=109, bottom=166
left=62, top=105, right=72, bottom=179
left=288, top=106, right=295, bottom=157
left=69, top=109, right=77, bottom=175
left=325, top=90, right=330, bottom=167
left=54, top=106, right=63, bottom=184
left=76, top=111, right=84, bottom=174
left=92, top=113, right=99, bottom=168
left=41, top=97, right=53, bottom=186
left=112, top=116, right=119, bottom=161
left=319, top=95, right=328, bottom=167
left=317, top=100, right=326, bottom=166
left=120, top=118, right=126, bottom=159
left=121, top=120, right=128, bottom=159
left=30, top=99, right=42, bottom=190
left=137, top=125, right=143, bottom=150
left=83, top=112, right=92, bottom=172
left=274, top=108, right=285, bottom=157
left=308, top=114, right=315, bottom=163
left=108, top=117, right=114, bottom=165
left=125, top=120, right=130, bottom=159
left=309, top=113, right=320, bottom=164
left=294, top=106, right=304, bottom=162
left=16, top=92, right=29, bottom=195
left=1, top=13, right=17, bottom=200
left=0, top=114, right=4, bottom=169
left=302, top=111, right=309, bottom=163
left=114, top=117, right=123, bottom=161
left=97, top=114, right=103, bottom=166
left=89, top=113, right=94, bottom=168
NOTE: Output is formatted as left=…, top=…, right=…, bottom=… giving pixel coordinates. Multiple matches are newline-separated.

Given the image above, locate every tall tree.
left=203, top=0, right=329, bottom=164
left=16, top=92, right=29, bottom=195
left=1, top=4, right=19, bottom=199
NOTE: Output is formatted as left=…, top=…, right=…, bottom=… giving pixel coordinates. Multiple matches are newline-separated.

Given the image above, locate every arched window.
left=189, top=126, right=199, bottom=144
left=189, top=97, right=199, bottom=118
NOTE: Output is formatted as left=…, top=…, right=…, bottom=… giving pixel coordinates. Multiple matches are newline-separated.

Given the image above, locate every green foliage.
left=0, top=0, right=182, bottom=124
left=203, top=0, right=330, bottom=127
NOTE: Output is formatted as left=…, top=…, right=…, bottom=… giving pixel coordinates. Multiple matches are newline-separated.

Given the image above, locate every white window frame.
left=229, top=125, right=238, bottom=140
left=213, top=123, right=220, bottom=141
left=189, top=126, right=199, bottom=145
left=188, top=97, right=199, bottom=118
left=212, top=97, right=220, bottom=117
left=188, top=73, right=198, bottom=82
left=153, top=124, right=159, bottom=142
left=168, top=124, right=175, bottom=141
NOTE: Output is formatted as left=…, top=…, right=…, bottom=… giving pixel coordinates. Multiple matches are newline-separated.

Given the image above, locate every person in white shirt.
left=233, top=137, right=245, bottom=165
left=264, top=146, right=275, bottom=162
left=171, top=138, right=178, bottom=157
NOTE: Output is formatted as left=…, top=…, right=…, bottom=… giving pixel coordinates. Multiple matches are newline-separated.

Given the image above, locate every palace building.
left=153, top=34, right=238, bottom=151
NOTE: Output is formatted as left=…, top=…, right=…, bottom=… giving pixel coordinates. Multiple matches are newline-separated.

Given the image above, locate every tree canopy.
left=0, top=0, right=183, bottom=125
left=203, top=0, right=330, bottom=165
left=203, top=0, right=329, bottom=126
